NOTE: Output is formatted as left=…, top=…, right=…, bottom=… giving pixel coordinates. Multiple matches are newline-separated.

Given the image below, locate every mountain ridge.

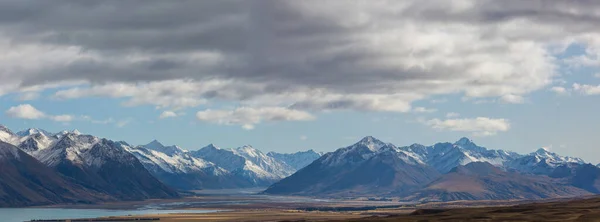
left=1, top=123, right=597, bottom=204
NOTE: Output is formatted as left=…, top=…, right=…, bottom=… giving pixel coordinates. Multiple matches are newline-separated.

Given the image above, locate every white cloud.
left=5, top=104, right=46, bottom=119
left=412, top=107, right=437, bottom=113
left=550, top=86, right=569, bottom=95
left=573, top=83, right=600, bottom=95
left=196, top=107, right=315, bottom=129
left=446, top=112, right=460, bottom=118
left=500, top=94, right=525, bottom=104
left=17, top=92, right=40, bottom=101
left=54, top=81, right=208, bottom=110
left=49, top=115, right=74, bottom=122
left=430, top=99, right=448, bottom=104
left=300, top=135, right=308, bottom=141
left=116, top=119, right=132, bottom=128
left=5, top=104, right=74, bottom=122
left=82, top=116, right=115, bottom=124
left=595, top=73, right=600, bottom=78
left=159, top=111, right=178, bottom=119
left=242, top=124, right=255, bottom=130
left=423, top=117, right=510, bottom=137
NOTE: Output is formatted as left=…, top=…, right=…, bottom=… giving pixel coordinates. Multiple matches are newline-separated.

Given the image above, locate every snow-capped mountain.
left=267, top=150, right=322, bottom=171
left=0, top=125, right=19, bottom=145
left=399, top=137, right=521, bottom=173
left=0, top=141, right=113, bottom=207
left=231, top=145, right=296, bottom=178
left=505, top=148, right=586, bottom=175
left=264, top=136, right=440, bottom=196
left=127, top=140, right=252, bottom=190
left=0, top=125, right=178, bottom=200
left=265, top=136, right=597, bottom=201
left=16, top=128, right=53, bottom=137
left=141, top=140, right=185, bottom=156
left=190, top=144, right=296, bottom=186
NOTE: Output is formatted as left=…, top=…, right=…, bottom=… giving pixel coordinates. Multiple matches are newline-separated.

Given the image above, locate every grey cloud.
left=1, top=0, right=600, bottom=111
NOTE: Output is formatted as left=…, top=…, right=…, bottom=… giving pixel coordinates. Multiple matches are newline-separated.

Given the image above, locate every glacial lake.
left=0, top=208, right=219, bottom=222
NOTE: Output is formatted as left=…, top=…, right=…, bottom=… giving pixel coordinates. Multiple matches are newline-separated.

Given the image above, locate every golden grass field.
left=49, top=195, right=600, bottom=222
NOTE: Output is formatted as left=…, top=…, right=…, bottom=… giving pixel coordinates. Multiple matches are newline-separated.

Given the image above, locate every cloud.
left=300, top=135, right=308, bottom=141
left=49, top=115, right=74, bottom=122
left=6, top=1, right=599, bottom=112
left=412, top=107, right=437, bottom=113
left=17, top=92, right=40, bottom=101
left=430, top=99, right=448, bottom=104
left=500, top=94, right=525, bottom=104
left=423, top=117, right=510, bottom=136
left=595, top=73, right=600, bottom=78
left=116, top=119, right=132, bottom=128
left=242, top=124, right=255, bottom=130
left=5, top=104, right=46, bottom=119
left=196, top=107, right=315, bottom=129
left=5, top=104, right=74, bottom=122
left=446, top=112, right=460, bottom=118
left=572, top=83, right=600, bottom=95
left=54, top=81, right=208, bottom=110
left=159, top=111, right=178, bottom=119
left=82, top=116, right=115, bottom=125
left=550, top=86, right=569, bottom=95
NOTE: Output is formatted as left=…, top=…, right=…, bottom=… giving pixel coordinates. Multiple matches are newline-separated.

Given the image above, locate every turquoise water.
left=0, top=208, right=219, bottom=222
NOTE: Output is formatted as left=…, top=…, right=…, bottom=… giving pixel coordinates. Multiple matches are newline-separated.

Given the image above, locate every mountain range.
left=0, top=125, right=321, bottom=206
left=265, top=136, right=600, bottom=201
left=1, top=123, right=599, bottom=206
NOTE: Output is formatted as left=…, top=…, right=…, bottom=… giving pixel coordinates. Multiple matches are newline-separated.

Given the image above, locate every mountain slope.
left=264, top=137, right=440, bottom=197
left=191, top=144, right=295, bottom=186
left=0, top=142, right=111, bottom=207
left=128, top=141, right=251, bottom=190
left=267, top=150, right=322, bottom=171
left=506, top=148, right=585, bottom=176
left=407, top=162, right=590, bottom=201
left=550, top=163, right=600, bottom=193
left=400, top=138, right=521, bottom=173
left=0, top=126, right=179, bottom=201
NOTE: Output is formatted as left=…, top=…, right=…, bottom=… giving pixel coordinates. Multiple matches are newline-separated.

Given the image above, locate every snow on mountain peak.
left=0, top=125, right=18, bottom=144
left=533, top=148, right=561, bottom=159
left=71, top=129, right=81, bottom=135
left=455, top=137, right=474, bottom=146
left=142, top=140, right=183, bottom=155
left=0, top=125, right=14, bottom=135
left=356, top=136, right=387, bottom=151
left=17, top=128, right=47, bottom=137
left=146, top=139, right=164, bottom=148
left=531, top=148, right=584, bottom=164
left=536, top=147, right=550, bottom=154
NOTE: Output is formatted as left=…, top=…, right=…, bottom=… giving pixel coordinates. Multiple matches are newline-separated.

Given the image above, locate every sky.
left=1, top=1, right=600, bottom=162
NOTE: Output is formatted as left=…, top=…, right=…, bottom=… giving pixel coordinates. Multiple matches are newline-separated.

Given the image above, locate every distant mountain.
left=407, top=162, right=591, bottom=202
left=0, top=141, right=111, bottom=207
left=3, top=123, right=599, bottom=203
left=0, top=127, right=179, bottom=201
left=264, top=136, right=440, bottom=197
left=190, top=144, right=296, bottom=186
left=16, top=128, right=54, bottom=137
left=506, top=148, right=585, bottom=176
left=399, top=138, right=521, bottom=173
left=550, top=163, right=600, bottom=193
left=128, top=141, right=252, bottom=190
left=267, top=150, right=322, bottom=171
left=0, top=125, right=18, bottom=145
